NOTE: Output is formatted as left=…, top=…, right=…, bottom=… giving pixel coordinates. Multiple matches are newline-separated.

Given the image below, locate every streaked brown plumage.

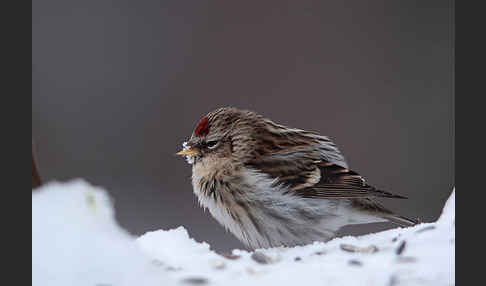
left=177, top=107, right=417, bottom=249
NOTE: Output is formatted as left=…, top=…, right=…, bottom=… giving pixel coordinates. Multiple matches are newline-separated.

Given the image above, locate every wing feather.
left=246, top=132, right=407, bottom=200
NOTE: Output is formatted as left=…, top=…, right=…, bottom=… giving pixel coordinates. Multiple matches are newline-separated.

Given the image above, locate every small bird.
left=177, top=107, right=417, bottom=249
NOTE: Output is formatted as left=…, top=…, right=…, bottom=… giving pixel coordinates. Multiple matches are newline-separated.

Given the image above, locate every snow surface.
left=33, top=180, right=455, bottom=286
left=32, top=180, right=172, bottom=286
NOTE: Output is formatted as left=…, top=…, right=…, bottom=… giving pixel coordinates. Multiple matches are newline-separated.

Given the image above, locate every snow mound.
left=32, top=179, right=172, bottom=286
left=33, top=180, right=455, bottom=286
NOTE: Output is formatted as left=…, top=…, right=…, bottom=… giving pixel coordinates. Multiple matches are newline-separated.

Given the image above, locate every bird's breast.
left=189, top=166, right=367, bottom=249
left=191, top=165, right=254, bottom=244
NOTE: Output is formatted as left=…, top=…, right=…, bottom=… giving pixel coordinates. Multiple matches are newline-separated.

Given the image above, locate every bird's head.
left=177, top=107, right=256, bottom=165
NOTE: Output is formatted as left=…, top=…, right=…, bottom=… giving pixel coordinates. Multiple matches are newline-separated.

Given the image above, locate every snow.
left=32, top=180, right=172, bottom=286
left=32, top=180, right=455, bottom=286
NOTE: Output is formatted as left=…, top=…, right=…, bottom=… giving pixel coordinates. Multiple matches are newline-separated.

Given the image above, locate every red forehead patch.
left=194, top=116, right=210, bottom=136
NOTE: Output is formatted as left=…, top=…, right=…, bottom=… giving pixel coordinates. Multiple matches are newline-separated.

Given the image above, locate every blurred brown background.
left=32, top=0, right=454, bottom=251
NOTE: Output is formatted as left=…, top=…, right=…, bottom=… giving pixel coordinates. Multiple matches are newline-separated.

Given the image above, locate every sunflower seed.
left=388, top=274, right=398, bottom=286
left=251, top=252, right=273, bottom=264
left=396, top=241, right=406, bottom=255
left=396, top=256, right=417, bottom=263
left=151, top=259, right=164, bottom=266
left=340, top=244, right=378, bottom=253
left=181, top=277, right=208, bottom=285
left=210, top=260, right=226, bottom=270
left=348, top=259, right=363, bottom=266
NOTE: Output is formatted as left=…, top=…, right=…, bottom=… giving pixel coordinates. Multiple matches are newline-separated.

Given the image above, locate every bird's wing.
left=294, top=162, right=407, bottom=199
left=246, top=142, right=406, bottom=200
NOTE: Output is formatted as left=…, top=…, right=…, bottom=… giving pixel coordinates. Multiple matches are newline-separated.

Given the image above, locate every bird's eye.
left=206, top=140, right=218, bottom=149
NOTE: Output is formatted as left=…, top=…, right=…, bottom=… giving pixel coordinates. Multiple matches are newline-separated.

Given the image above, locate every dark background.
left=32, top=0, right=454, bottom=252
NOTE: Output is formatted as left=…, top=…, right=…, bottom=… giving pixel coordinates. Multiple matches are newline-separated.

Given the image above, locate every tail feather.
left=369, top=187, right=408, bottom=199
left=352, top=198, right=419, bottom=227
left=383, top=214, right=420, bottom=227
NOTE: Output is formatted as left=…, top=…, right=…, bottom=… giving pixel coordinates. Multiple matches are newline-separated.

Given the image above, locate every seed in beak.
left=176, top=147, right=200, bottom=156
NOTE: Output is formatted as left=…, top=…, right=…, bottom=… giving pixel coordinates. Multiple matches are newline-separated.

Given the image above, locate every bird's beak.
left=176, top=147, right=200, bottom=157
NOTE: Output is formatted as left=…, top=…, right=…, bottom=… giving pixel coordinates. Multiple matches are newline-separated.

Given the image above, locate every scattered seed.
left=392, top=234, right=402, bottom=242
left=388, top=274, right=398, bottom=286
left=362, top=245, right=379, bottom=253
left=165, top=266, right=182, bottom=271
left=396, top=241, right=406, bottom=255
left=210, top=260, right=226, bottom=270
left=251, top=252, right=273, bottom=264
left=416, top=225, right=436, bottom=233
left=222, top=253, right=241, bottom=260
left=396, top=256, right=417, bottom=263
left=151, top=259, right=164, bottom=266
left=348, top=259, right=362, bottom=266
left=340, top=244, right=357, bottom=252
left=180, top=277, right=208, bottom=285
left=340, top=244, right=378, bottom=253
left=294, top=257, right=302, bottom=262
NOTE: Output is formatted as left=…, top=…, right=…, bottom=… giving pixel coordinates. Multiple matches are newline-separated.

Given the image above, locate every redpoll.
left=177, top=107, right=417, bottom=249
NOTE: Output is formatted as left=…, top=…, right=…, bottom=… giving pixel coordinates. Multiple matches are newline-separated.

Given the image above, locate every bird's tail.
left=383, top=213, right=420, bottom=227
left=362, top=198, right=420, bottom=227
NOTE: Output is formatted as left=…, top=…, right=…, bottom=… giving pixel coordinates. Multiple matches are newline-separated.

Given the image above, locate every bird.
left=177, top=107, right=417, bottom=249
